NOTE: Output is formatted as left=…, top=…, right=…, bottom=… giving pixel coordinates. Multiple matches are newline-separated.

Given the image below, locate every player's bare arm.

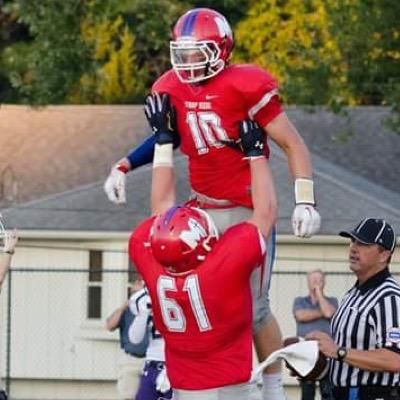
left=264, top=112, right=312, bottom=179
left=237, top=120, right=277, bottom=239
left=146, top=93, right=177, bottom=215
left=104, top=119, right=180, bottom=205
left=265, top=112, right=321, bottom=238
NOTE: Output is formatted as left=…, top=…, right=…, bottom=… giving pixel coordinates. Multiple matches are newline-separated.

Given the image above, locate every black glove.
left=239, top=119, right=265, bottom=158
left=144, top=92, right=177, bottom=145
left=221, top=120, right=265, bottom=158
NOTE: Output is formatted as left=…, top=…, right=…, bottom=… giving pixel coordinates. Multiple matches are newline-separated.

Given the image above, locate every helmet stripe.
left=163, top=205, right=180, bottom=225
left=181, top=10, right=199, bottom=36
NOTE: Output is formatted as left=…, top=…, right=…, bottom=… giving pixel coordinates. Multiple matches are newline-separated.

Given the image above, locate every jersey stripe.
left=248, top=88, right=279, bottom=120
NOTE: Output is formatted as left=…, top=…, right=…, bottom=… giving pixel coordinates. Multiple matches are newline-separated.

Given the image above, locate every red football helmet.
left=170, top=8, right=234, bottom=83
left=150, top=205, right=219, bottom=274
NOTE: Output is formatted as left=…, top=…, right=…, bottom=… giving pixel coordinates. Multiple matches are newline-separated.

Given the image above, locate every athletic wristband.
left=294, top=178, right=315, bottom=205
left=153, top=144, right=173, bottom=168
left=116, top=164, right=129, bottom=174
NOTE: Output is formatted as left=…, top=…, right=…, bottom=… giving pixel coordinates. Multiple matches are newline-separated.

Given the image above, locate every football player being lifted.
left=105, top=8, right=321, bottom=400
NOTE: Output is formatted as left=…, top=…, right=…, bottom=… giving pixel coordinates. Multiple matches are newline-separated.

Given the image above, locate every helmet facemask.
left=170, top=39, right=225, bottom=83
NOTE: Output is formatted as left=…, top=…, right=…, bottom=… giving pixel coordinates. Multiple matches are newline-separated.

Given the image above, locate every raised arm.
left=104, top=102, right=180, bottom=205
left=105, top=301, right=128, bottom=331
left=142, top=93, right=177, bottom=215
left=264, top=112, right=320, bottom=238
left=238, top=120, right=278, bottom=239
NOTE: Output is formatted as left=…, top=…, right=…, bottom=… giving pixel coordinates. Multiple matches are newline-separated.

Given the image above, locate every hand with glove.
left=144, top=92, right=177, bottom=146
left=104, top=163, right=129, bottom=204
left=239, top=119, right=266, bottom=159
left=155, top=365, right=171, bottom=394
left=291, top=178, right=321, bottom=238
left=221, top=119, right=266, bottom=159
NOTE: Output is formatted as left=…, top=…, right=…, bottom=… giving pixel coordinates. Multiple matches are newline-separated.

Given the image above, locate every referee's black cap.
left=340, top=218, right=397, bottom=253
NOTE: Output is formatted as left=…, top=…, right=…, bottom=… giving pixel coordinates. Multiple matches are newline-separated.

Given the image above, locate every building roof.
left=0, top=105, right=149, bottom=206
left=289, top=106, right=400, bottom=194
left=2, top=147, right=400, bottom=235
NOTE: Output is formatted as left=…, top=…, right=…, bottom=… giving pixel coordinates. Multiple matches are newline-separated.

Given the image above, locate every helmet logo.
left=180, top=218, right=207, bottom=249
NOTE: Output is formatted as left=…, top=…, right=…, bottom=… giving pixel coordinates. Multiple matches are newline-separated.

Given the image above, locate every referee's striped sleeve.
left=373, top=283, right=400, bottom=353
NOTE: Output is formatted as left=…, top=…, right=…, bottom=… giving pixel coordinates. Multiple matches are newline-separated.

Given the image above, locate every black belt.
left=333, top=386, right=400, bottom=400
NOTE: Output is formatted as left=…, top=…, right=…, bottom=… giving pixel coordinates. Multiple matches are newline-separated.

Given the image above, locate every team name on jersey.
left=185, top=101, right=212, bottom=110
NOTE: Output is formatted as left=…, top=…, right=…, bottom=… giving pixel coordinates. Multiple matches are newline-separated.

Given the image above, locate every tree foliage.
left=1, top=0, right=89, bottom=104
left=327, top=0, right=400, bottom=106
left=70, top=15, right=145, bottom=104
left=234, top=0, right=349, bottom=106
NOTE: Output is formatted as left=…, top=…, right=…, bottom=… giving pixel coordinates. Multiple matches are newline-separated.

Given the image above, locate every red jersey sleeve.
left=151, top=69, right=177, bottom=94
left=232, top=64, right=283, bottom=128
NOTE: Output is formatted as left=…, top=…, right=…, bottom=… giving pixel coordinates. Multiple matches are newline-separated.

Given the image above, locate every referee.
left=308, top=218, right=400, bottom=400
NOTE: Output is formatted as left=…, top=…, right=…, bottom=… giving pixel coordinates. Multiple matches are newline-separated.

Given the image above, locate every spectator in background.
left=293, top=270, right=338, bottom=400
left=106, top=279, right=149, bottom=400
left=0, top=228, right=18, bottom=400
left=128, top=286, right=172, bottom=400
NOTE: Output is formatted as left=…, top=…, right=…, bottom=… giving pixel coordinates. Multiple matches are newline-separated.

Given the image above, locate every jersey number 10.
left=157, top=274, right=212, bottom=332
left=186, top=111, right=229, bottom=155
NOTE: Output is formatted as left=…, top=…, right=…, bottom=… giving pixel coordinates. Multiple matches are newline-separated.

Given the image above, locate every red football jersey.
left=153, top=64, right=282, bottom=207
left=129, top=217, right=266, bottom=390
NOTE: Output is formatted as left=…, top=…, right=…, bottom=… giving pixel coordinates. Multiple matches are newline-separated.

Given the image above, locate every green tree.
left=1, top=0, right=89, bottom=104
left=328, top=0, right=400, bottom=106
left=234, top=0, right=347, bottom=106
left=70, top=15, right=146, bottom=104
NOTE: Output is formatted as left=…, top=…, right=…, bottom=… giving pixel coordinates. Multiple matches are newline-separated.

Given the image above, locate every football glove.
left=221, top=120, right=265, bottom=158
left=292, top=204, right=321, bottom=238
left=291, top=178, right=321, bottom=238
left=155, top=365, right=171, bottom=393
left=144, top=92, right=176, bottom=145
left=104, top=166, right=127, bottom=204
left=239, top=119, right=266, bottom=158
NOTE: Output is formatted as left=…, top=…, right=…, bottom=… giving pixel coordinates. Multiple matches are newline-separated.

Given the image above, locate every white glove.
left=104, top=167, right=127, bottom=204
left=155, top=366, right=171, bottom=393
left=291, top=204, right=321, bottom=238
left=129, top=290, right=152, bottom=316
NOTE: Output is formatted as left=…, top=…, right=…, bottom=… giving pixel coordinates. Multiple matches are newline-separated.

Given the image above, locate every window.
left=87, top=250, right=103, bottom=319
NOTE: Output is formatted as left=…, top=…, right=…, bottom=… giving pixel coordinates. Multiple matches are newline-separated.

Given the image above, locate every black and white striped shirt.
left=330, top=268, right=400, bottom=387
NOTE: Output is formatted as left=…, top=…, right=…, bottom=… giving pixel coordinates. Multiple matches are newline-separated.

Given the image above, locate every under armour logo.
left=254, top=141, right=264, bottom=149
